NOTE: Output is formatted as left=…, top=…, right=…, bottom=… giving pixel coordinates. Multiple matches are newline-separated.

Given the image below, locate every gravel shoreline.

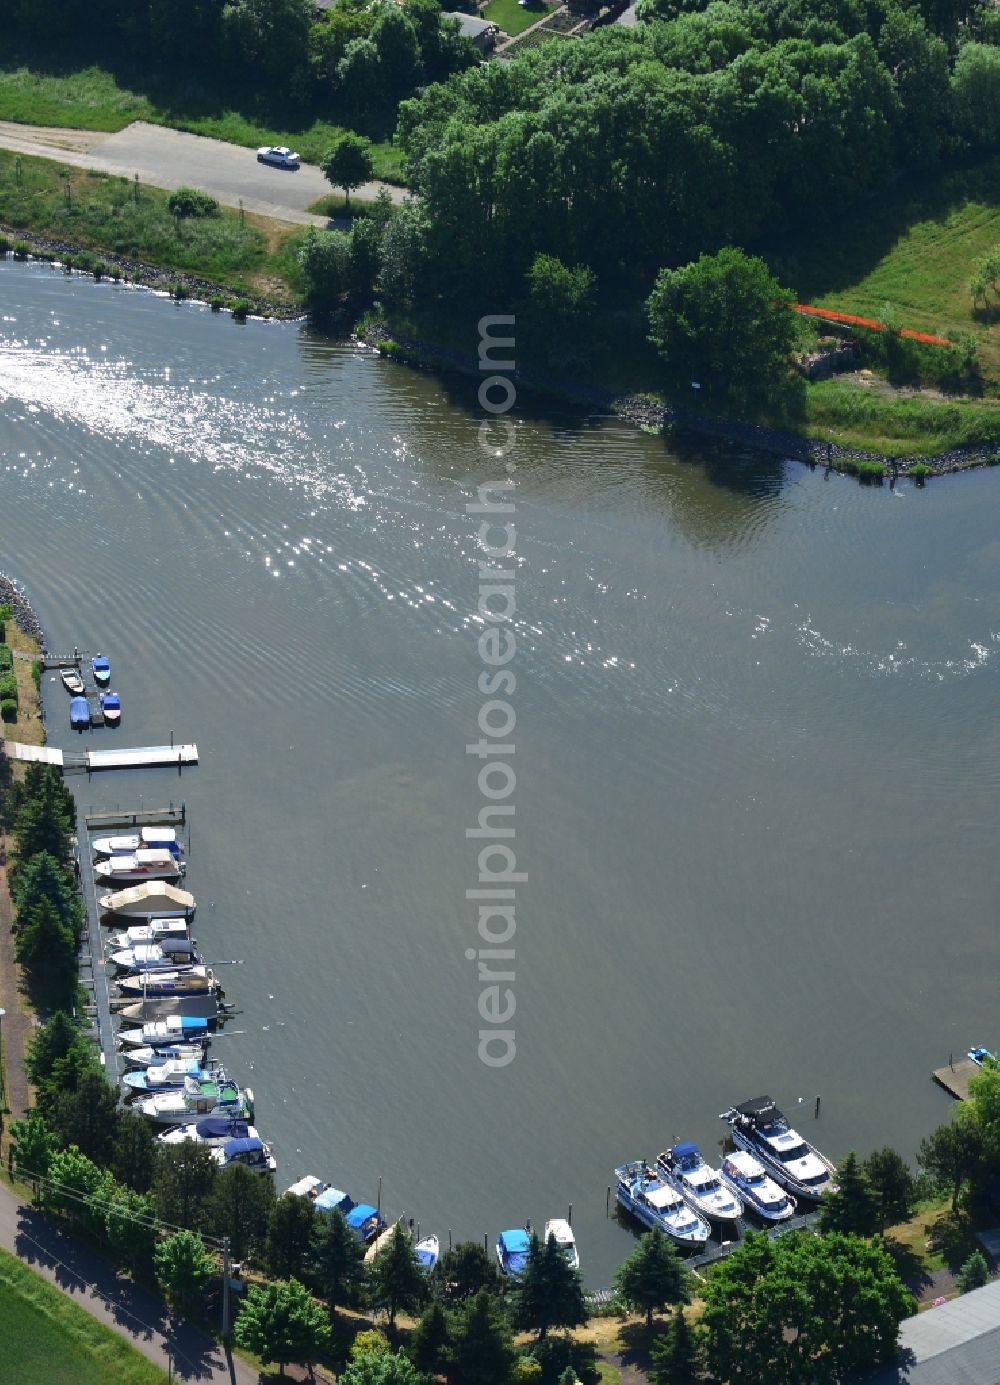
left=0, top=225, right=302, bottom=320
left=360, top=322, right=1000, bottom=479
left=0, top=572, right=45, bottom=649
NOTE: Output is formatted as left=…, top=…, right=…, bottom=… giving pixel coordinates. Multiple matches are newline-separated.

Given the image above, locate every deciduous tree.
left=322, top=133, right=376, bottom=211
left=156, top=1229, right=214, bottom=1314
left=918, top=1108, right=985, bottom=1211
left=233, top=1277, right=331, bottom=1378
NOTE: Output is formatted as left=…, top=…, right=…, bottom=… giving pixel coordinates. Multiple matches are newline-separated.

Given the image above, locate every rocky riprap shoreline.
left=0, top=572, right=45, bottom=649
left=0, top=226, right=302, bottom=321
left=359, top=321, right=1000, bottom=478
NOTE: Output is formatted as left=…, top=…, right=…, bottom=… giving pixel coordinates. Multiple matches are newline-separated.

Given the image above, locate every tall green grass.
left=0, top=148, right=295, bottom=290
left=0, top=1247, right=167, bottom=1385
left=804, top=378, right=1000, bottom=456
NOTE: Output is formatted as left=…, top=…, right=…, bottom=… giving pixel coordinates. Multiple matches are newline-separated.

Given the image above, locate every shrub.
left=171, top=281, right=188, bottom=300
left=1, top=699, right=17, bottom=723
left=909, top=462, right=932, bottom=483
left=92, top=260, right=107, bottom=280
left=31, top=659, right=42, bottom=691
left=856, top=459, right=887, bottom=482
left=74, top=250, right=96, bottom=274
left=209, top=295, right=225, bottom=311
left=167, top=187, right=220, bottom=219
left=230, top=299, right=250, bottom=321
left=0, top=234, right=11, bottom=254
left=13, top=242, right=30, bottom=260
left=957, top=1249, right=990, bottom=1293
left=0, top=672, right=18, bottom=701
left=110, top=266, right=121, bottom=282
left=0, top=645, right=13, bottom=671
left=62, top=255, right=74, bottom=271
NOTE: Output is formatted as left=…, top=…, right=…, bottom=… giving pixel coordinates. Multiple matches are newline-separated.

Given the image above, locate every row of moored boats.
left=615, top=1096, right=838, bottom=1251
left=100, top=828, right=273, bottom=1176
left=61, top=653, right=121, bottom=729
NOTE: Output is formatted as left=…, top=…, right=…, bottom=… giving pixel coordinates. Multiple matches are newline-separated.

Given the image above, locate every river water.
left=2, top=259, right=998, bottom=1284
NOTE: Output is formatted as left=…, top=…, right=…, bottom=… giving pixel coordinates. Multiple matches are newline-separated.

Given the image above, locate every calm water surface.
left=2, top=260, right=998, bottom=1283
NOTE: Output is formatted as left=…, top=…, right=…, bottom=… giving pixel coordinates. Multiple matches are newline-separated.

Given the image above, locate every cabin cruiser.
left=117, top=1014, right=210, bottom=1048
left=656, top=1143, right=744, bottom=1224
left=719, top=1150, right=797, bottom=1222
left=110, top=939, right=201, bottom=972
left=122, top=1056, right=218, bottom=1094
left=134, top=1074, right=253, bottom=1126
left=99, top=881, right=195, bottom=920
left=115, top=965, right=219, bottom=998
left=158, top=1116, right=254, bottom=1146
left=93, top=827, right=181, bottom=858
left=720, top=1096, right=837, bottom=1201
left=108, top=920, right=189, bottom=949
left=95, top=849, right=185, bottom=885
left=614, top=1160, right=710, bottom=1250
left=213, top=1134, right=277, bottom=1174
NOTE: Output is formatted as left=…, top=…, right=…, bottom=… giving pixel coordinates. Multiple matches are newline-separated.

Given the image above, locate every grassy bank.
left=0, top=64, right=405, bottom=182
left=802, top=377, right=1000, bottom=457
left=0, top=1248, right=166, bottom=1385
left=0, top=148, right=304, bottom=301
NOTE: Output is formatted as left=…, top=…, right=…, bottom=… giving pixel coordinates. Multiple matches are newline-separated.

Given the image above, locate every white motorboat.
left=110, top=939, right=201, bottom=971
left=95, top=849, right=185, bottom=884
left=134, top=1074, right=252, bottom=1126
left=60, top=668, right=85, bottom=695
left=719, top=1150, right=797, bottom=1222
left=115, top=965, right=218, bottom=998
left=99, top=881, right=195, bottom=920
left=656, top=1144, right=744, bottom=1224
left=93, top=826, right=181, bottom=858
left=121, top=1041, right=208, bottom=1069
left=158, top=1116, right=256, bottom=1147
left=614, top=1160, right=710, bottom=1250
left=543, top=1217, right=580, bottom=1270
left=108, top=920, right=190, bottom=948
left=415, top=1235, right=440, bottom=1271
left=721, top=1096, right=837, bottom=1201
left=123, top=1057, right=217, bottom=1094
left=117, top=1015, right=211, bottom=1048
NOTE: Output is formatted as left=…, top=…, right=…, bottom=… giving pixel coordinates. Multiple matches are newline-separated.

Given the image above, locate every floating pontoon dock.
left=1, top=740, right=198, bottom=772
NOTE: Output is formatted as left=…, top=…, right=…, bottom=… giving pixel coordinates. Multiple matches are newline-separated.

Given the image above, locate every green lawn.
left=0, top=1247, right=166, bottom=1385
left=0, top=65, right=406, bottom=183
left=767, top=158, right=1000, bottom=373
left=483, top=0, right=555, bottom=36
left=0, top=147, right=303, bottom=299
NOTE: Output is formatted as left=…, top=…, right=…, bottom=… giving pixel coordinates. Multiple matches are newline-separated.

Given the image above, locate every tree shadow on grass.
left=761, top=157, right=1000, bottom=305
left=882, top=1236, right=934, bottom=1298
left=617, top=1317, right=659, bottom=1375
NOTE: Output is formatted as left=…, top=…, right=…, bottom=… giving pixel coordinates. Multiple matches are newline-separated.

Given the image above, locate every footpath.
left=0, top=1178, right=260, bottom=1384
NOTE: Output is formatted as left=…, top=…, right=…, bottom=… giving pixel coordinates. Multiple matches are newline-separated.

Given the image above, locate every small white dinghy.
left=543, top=1218, right=580, bottom=1270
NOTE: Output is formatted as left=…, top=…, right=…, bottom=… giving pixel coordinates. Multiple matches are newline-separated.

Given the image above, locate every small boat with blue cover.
left=213, top=1134, right=277, bottom=1173
left=70, top=696, right=91, bottom=730
left=158, top=1116, right=254, bottom=1146
left=496, top=1229, right=532, bottom=1276
left=656, top=1143, right=744, bottom=1224
left=100, top=691, right=121, bottom=726
left=614, top=1160, right=710, bottom=1250
left=969, top=1047, right=996, bottom=1066
left=346, top=1203, right=385, bottom=1243
left=91, top=654, right=111, bottom=687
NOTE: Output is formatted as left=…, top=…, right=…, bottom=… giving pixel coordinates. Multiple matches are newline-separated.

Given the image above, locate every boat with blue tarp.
left=346, top=1203, right=385, bottom=1243
left=70, top=696, right=90, bottom=730
left=213, top=1135, right=277, bottom=1173
left=496, top=1228, right=532, bottom=1276
left=314, top=1187, right=355, bottom=1214
left=117, top=1014, right=210, bottom=1047
left=92, top=654, right=111, bottom=686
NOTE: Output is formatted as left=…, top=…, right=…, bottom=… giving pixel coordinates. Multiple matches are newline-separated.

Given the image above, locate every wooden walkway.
left=932, top=1056, right=980, bottom=1101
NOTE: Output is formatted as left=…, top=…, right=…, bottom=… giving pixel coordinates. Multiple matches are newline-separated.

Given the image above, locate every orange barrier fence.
left=793, top=303, right=953, bottom=348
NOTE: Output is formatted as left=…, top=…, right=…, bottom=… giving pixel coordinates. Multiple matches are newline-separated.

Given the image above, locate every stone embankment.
left=360, top=321, right=1000, bottom=478
left=0, top=573, right=45, bottom=649
left=0, top=227, right=301, bottom=320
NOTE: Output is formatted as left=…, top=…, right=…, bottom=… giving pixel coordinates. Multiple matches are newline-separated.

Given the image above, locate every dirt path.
left=0, top=119, right=111, bottom=157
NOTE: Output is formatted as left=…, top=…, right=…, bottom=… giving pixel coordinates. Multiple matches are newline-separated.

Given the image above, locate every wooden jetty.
left=932, top=1056, right=980, bottom=1101
left=84, top=804, right=186, bottom=830
left=1, top=739, right=198, bottom=772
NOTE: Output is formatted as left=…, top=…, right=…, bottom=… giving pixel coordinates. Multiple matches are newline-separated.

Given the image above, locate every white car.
left=256, top=145, right=300, bottom=170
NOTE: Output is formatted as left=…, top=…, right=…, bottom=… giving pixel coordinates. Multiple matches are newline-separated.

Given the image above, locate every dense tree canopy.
left=700, top=1230, right=914, bottom=1384
left=233, top=1277, right=331, bottom=1377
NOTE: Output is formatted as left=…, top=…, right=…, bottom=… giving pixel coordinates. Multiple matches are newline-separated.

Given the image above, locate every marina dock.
left=1, top=739, right=198, bottom=772
left=932, top=1056, right=980, bottom=1101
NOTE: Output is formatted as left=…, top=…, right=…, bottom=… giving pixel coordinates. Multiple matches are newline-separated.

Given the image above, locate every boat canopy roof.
left=346, top=1204, right=380, bottom=1230
left=167, top=1016, right=207, bottom=1033
left=157, top=939, right=198, bottom=958
left=104, top=882, right=195, bottom=909
left=223, top=1136, right=264, bottom=1157
left=314, top=1187, right=354, bottom=1213
left=735, top=1095, right=781, bottom=1125
left=101, top=692, right=121, bottom=707
left=134, top=849, right=178, bottom=865
left=672, top=1141, right=702, bottom=1166
left=70, top=696, right=89, bottom=713
left=287, top=1175, right=326, bottom=1198
left=142, top=827, right=178, bottom=845
left=498, top=1229, right=531, bottom=1254
left=92, top=656, right=111, bottom=671
left=196, top=1117, right=249, bottom=1138
left=646, top=1185, right=679, bottom=1210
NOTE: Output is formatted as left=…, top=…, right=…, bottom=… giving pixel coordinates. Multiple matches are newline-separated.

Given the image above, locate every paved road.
left=0, top=1179, right=258, bottom=1384
left=0, top=119, right=406, bottom=227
